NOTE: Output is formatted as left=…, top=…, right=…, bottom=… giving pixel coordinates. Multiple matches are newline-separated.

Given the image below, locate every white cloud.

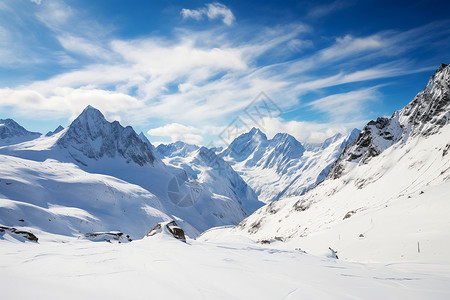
left=181, top=3, right=235, bottom=26
left=148, top=123, right=204, bottom=145
left=0, top=87, right=144, bottom=123
left=180, top=9, right=203, bottom=21
left=287, top=39, right=313, bottom=52
left=30, top=0, right=42, bottom=5
left=307, top=87, right=380, bottom=121
left=56, top=34, right=111, bottom=59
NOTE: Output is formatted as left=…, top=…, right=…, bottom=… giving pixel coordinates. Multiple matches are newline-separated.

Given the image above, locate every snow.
left=220, top=127, right=359, bottom=203
left=1, top=233, right=449, bottom=300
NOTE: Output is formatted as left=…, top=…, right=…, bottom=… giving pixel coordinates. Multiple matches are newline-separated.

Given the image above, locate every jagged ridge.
left=57, top=106, right=157, bottom=166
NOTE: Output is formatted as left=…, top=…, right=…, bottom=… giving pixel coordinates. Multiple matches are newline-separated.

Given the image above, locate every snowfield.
left=1, top=232, right=450, bottom=300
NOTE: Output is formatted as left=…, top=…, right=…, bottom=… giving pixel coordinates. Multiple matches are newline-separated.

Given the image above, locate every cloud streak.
left=181, top=3, right=235, bottom=26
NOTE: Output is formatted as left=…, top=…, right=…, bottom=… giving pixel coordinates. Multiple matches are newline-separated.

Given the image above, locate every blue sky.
left=0, top=0, right=449, bottom=145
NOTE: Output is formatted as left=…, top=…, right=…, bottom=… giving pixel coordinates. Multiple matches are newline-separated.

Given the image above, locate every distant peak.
left=81, top=105, right=103, bottom=115
left=77, top=105, right=106, bottom=122
left=436, top=63, right=448, bottom=74
left=248, top=127, right=267, bottom=139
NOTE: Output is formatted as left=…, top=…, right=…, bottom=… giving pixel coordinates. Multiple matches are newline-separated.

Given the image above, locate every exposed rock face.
left=147, top=220, right=186, bottom=242
left=84, top=231, right=132, bottom=243
left=0, top=119, right=41, bottom=146
left=0, top=225, right=38, bottom=242
left=328, top=64, right=450, bottom=179
left=57, top=106, right=157, bottom=166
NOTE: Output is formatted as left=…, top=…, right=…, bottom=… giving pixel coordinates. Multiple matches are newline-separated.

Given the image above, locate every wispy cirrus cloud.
left=307, top=87, right=381, bottom=121
left=181, top=3, right=235, bottom=26
left=306, top=0, right=356, bottom=19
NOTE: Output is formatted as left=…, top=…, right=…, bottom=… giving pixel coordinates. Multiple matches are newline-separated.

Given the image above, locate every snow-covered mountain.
left=156, top=141, right=200, bottom=158
left=46, top=125, right=64, bottom=137
left=219, top=127, right=360, bottom=203
left=203, top=64, right=450, bottom=262
left=0, top=118, right=41, bottom=146
left=157, top=141, right=262, bottom=214
left=0, top=106, right=263, bottom=238
left=57, top=105, right=158, bottom=167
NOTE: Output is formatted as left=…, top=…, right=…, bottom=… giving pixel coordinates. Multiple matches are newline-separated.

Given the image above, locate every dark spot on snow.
left=18, top=219, right=24, bottom=222
left=343, top=210, right=356, bottom=220
left=443, top=144, right=450, bottom=157
left=293, top=199, right=310, bottom=211
left=274, top=236, right=285, bottom=242
left=359, top=234, right=364, bottom=238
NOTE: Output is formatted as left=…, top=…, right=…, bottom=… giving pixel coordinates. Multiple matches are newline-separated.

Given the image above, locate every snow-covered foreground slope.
left=1, top=233, right=449, bottom=300
left=220, top=128, right=359, bottom=203
left=206, top=64, right=450, bottom=263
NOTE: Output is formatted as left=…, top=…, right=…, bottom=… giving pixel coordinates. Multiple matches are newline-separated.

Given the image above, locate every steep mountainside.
left=220, top=128, right=359, bottom=203
left=328, top=63, right=450, bottom=179
left=157, top=142, right=262, bottom=214
left=0, top=119, right=41, bottom=146
left=201, top=64, right=450, bottom=263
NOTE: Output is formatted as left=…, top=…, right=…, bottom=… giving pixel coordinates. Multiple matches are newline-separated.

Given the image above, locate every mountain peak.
left=156, top=141, right=199, bottom=158
left=0, top=118, right=41, bottom=146
left=436, top=63, right=448, bottom=74
left=57, top=106, right=157, bottom=166
left=248, top=127, right=267, bottom=140
left=46, top=125, right=64, bottom=137
left=78, top=105, right=106, bottom=121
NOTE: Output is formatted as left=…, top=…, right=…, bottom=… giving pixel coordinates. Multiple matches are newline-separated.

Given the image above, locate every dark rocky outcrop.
left=146, top=220, right=186, bottom=242
left=0, top=225, right=38, bottom=242
left=84, top=231, right=132, bottom=243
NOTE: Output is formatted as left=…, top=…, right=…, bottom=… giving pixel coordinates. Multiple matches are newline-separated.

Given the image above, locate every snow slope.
left=1, top=232, right=449, bottom=300
left=204, top=64, right=450, bottom=263
left=220, top=127, right=359, bottom=203
left=0, top=106, right=262, bottom=238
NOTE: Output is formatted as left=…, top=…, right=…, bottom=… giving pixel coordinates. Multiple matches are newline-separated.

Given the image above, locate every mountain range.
left=201, top=63, right=450, bottom=262
left=1, top=64, right=449, bottom=265
left=219, top=127, right=360, bottom=203
left=0, top=106, right=263, bottom=238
